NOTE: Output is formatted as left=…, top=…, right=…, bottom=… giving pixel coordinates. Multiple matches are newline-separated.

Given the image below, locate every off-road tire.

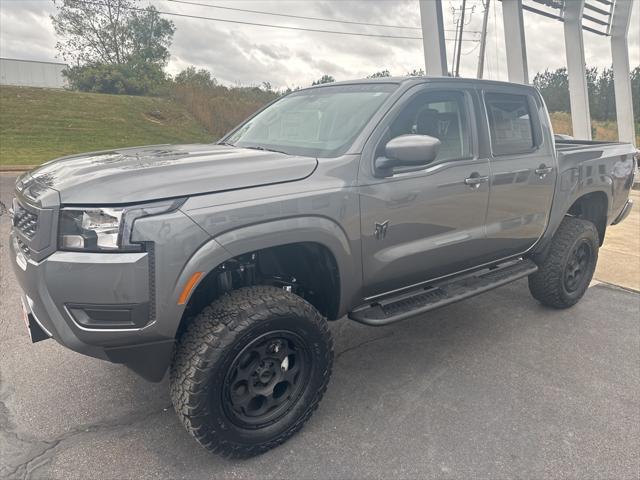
left=170, top=286, right=333, bottom=458
left=528, top=216, right=599, bottom=309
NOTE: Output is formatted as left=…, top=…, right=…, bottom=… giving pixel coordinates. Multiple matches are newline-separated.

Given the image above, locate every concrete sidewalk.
left=594, top=190, right=640, bottom=291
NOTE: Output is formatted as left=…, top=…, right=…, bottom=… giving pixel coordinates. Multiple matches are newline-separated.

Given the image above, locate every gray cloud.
left=0, top=0, right=638, bottom=89
left=0, top=1, right=58, bottom=62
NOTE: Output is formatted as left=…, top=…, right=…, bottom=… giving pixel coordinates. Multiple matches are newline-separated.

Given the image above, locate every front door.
left=359, top=88, right=492, bottom=298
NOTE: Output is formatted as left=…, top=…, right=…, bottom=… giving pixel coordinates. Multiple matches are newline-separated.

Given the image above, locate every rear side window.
left=485, top=93, right=535, bottom=155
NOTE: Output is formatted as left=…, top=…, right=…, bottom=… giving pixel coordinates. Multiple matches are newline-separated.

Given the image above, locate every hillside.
left=0, top=86, right=636, bottom=167
left=0, top=86, right=211, bottom=166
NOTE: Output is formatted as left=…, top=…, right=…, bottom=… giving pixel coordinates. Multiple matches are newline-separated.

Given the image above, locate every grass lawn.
left=0, top=86, right=212, bottom=166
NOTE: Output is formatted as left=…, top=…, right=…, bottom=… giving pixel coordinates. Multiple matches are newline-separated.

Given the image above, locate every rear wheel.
left=170, top=286, right=333, bottom=458
left=528, top=216, right=599, bottom=309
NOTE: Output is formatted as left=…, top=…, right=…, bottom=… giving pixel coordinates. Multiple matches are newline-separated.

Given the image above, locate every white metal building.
left=0, top=58, right=68, bottom=89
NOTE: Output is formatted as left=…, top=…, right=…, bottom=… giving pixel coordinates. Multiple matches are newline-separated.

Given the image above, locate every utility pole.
left=454, top=0, right=467, bottom=77
left=477, top=0, right=490, bottom=78
left=451, top=17, right=461, bottom=74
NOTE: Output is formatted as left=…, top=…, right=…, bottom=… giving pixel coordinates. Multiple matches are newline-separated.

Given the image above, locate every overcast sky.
left=1, top=0, right=638, bottom=89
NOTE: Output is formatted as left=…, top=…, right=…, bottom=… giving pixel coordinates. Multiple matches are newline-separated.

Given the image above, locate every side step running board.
left=349, top=258, right=538, bottom=326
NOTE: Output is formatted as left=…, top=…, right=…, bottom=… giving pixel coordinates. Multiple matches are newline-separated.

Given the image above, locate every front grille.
left=10, top=186, right=56, bottom=262
left=13, top=201, right=39, bottom=239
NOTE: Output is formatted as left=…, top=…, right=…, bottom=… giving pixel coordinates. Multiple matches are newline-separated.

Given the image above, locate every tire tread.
left=528, top=216, right=599, bottom=309
left=170, top=286, right=333, bottom=458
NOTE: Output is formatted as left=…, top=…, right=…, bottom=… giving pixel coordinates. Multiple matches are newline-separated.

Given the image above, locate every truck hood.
left=26, top=144, right=318, bottom=205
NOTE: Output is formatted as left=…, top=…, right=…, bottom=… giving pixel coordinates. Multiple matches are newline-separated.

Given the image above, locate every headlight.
left=58, top=199, right=184, bottom=252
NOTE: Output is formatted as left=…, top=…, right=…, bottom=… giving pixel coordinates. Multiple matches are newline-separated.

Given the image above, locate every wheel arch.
left=566, top=190, right=609, bottom=245
left=534, top=181, right=612, bottom=262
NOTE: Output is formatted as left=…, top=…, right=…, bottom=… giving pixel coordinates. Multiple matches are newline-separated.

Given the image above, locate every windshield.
left=223, top=83, right=397, bottom=158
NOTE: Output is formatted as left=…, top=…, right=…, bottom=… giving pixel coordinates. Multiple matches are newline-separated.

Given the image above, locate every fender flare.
left=170, top=216, right=361, bottom=329
left=533, top=169, right=613, bottom=257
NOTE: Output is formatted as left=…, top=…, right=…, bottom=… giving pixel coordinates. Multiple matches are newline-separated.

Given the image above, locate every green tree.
left=281, top=86, right=301, bottom=95
left=533, top=68, right=571, bottom=113
left=175, top=67, right=217, bottom=88
left=406, top=68, right=425, bottom=77
left=631, top=66, right=640, bottom=123
left=312, top=75, right=335, bottom=85
left=52, top=0, right=175, bottom=66
left=534, top=66, right=640, bottom=123
left=368, top=70, right=391, bottom=78
left=594, top=67, right=616, bottom=121
left=63, top=62, right=167, bottom=95
left=52, top=0, right=175, bottom=95
left=127, top=6, right=176, bottom=66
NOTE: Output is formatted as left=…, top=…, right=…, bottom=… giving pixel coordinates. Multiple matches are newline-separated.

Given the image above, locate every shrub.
left=64, top=62, right=169, bottom=96
left=170, top=83, right=278, bottom=139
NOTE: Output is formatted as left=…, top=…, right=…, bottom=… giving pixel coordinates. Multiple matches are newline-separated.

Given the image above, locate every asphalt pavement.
left=1, top=173, right=639, bottom=479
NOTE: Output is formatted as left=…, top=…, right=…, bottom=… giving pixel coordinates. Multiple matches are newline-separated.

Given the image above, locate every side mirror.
left=375, top=134, right=441, bottom=176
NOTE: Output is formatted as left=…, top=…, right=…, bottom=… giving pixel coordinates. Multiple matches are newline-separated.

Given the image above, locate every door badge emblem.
left=374, top=220, right=390, bottom=240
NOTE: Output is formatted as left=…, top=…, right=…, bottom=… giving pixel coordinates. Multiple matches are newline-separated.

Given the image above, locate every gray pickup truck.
left=10, top=77, right=636, bottom=457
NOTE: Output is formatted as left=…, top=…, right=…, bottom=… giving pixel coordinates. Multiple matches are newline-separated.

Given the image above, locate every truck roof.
left=307, top=75, right=538, bottom=92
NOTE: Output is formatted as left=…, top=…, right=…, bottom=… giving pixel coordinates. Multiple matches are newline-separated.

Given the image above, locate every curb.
left=0, top=165, right=36, bottom=173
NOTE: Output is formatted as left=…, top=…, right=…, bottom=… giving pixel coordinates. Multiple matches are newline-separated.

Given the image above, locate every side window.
left=485, top=92, right=535, bottom=155
left=383, top=91, right=471, bottom=162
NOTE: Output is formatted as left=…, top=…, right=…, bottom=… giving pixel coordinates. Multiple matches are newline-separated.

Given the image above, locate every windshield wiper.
left=217, top=141, right=236, bottom=147
left=243, top=146, right=290, bottom=155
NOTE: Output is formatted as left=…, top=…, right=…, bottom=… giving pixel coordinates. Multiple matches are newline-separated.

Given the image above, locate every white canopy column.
left=419, top=0, right=448, bottom=76
left=610, top=0, right=636, bottom=146
left=502, top=0, right=529, bottom=84
left=564, top=0, right=592, bottom=140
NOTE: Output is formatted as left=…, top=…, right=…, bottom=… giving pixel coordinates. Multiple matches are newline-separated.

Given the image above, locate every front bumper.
left=21, top=295, right=53, bottom=343
left=9, top=232, right=174, bottom=381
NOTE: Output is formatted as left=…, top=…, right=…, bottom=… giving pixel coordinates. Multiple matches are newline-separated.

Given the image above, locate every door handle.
left=535, top=165, right=553, bottom=178
left=464, top=175, right=489, bottom=188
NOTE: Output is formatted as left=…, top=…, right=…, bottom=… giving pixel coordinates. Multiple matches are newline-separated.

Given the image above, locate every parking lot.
left=1, top=172, right=639, bottom=479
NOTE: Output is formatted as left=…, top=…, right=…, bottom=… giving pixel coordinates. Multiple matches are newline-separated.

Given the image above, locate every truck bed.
left=555, top=138, right=626, bottom=152
left=553, top=138, right=636, bottom=226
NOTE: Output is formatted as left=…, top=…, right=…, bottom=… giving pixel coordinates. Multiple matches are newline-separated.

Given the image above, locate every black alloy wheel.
left=223, top=331, right=311, bottom=428
left=563, top=239, right=593, bottom=293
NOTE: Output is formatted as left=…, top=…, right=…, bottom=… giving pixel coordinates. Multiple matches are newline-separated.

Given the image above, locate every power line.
left=76, top=1, right=480, bottom=41
left=461, top=42, right=481, bottom=55
left=166, top=0, right=480, bottom=33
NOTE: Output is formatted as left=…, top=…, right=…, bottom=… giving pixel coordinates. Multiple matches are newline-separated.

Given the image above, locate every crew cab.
left=9, top=77, right=636, bottom=457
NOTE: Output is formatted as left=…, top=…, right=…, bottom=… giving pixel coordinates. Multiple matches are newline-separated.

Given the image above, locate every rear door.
left=481, top=88, right=557, bottom=258
left=358, top=85, right=493, bottom=298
